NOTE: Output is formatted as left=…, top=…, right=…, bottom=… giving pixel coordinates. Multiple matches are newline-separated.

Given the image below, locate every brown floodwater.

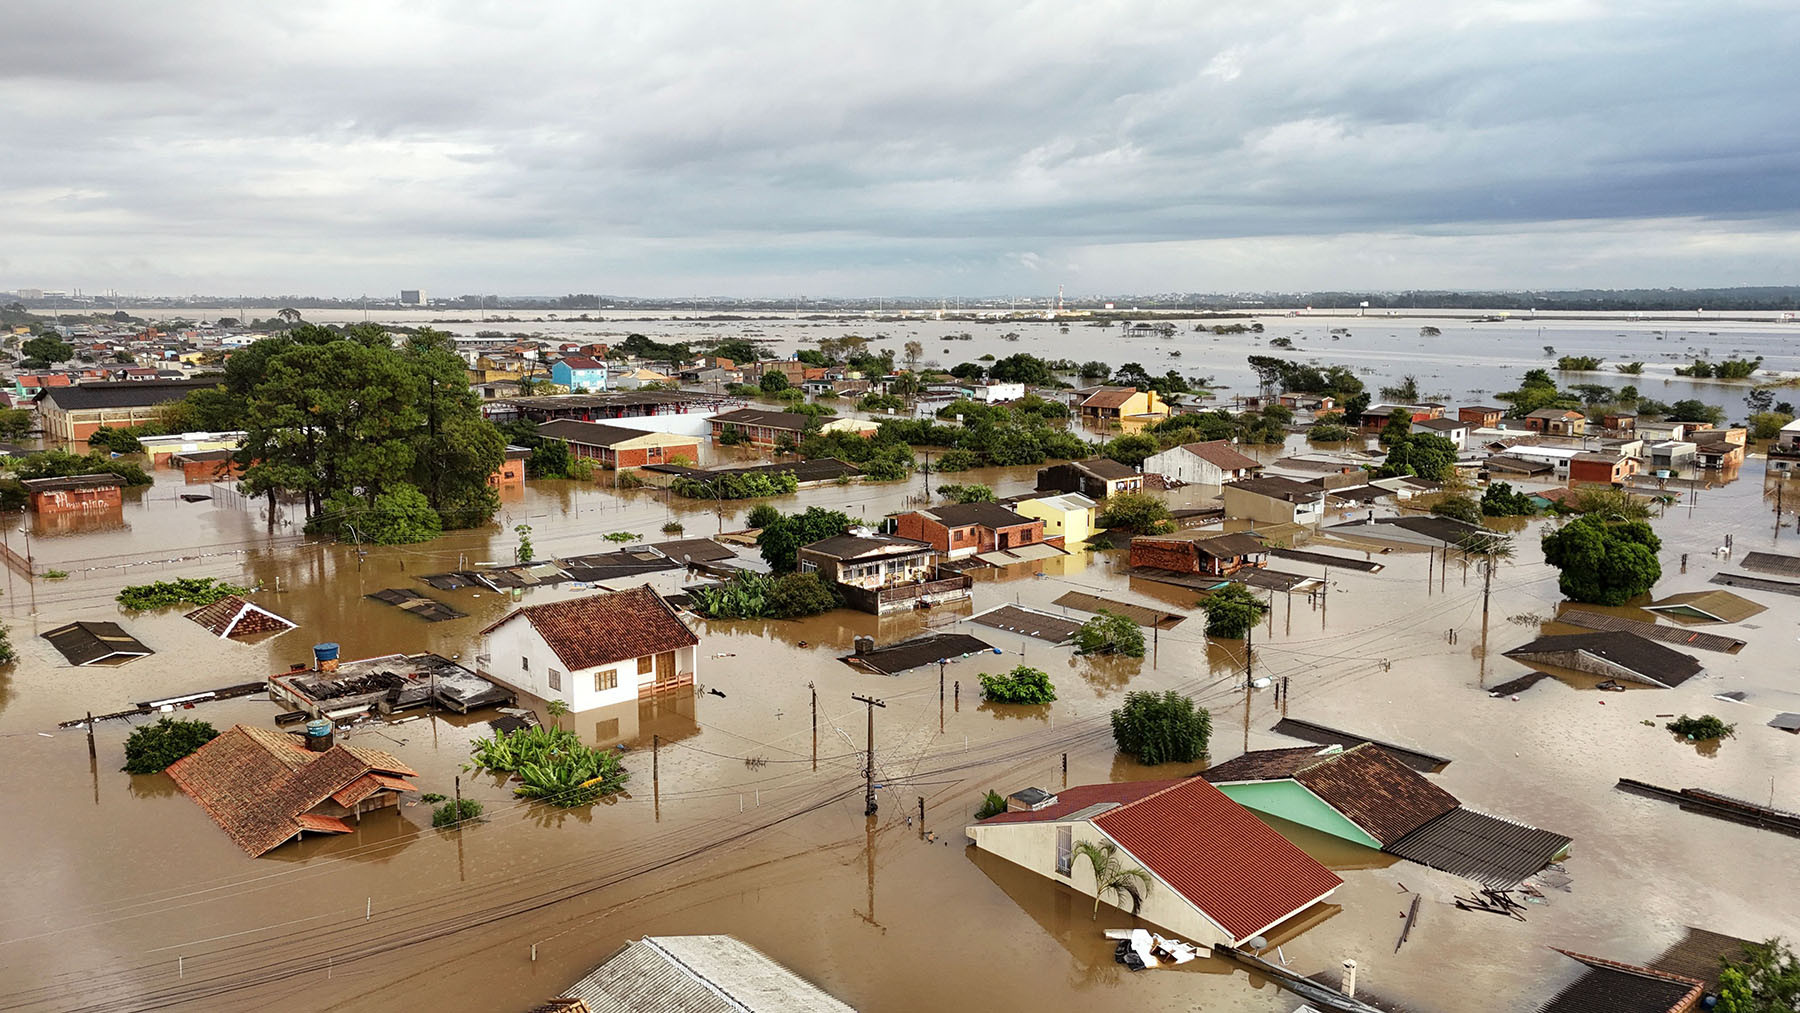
left=1, top=439, right=1797, bottom=1011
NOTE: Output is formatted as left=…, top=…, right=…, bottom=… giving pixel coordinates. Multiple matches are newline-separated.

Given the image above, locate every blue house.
left=550, top=356, right=608, bottom=392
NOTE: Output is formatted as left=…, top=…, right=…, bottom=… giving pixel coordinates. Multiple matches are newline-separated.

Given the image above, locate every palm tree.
left=1071, top=839, right=1153, bottom=918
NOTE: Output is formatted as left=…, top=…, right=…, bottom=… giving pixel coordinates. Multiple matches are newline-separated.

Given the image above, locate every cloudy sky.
left=3, top=0, right=1797, bottom=297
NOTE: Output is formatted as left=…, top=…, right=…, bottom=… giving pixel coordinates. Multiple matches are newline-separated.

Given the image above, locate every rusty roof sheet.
left=482, top=585, right=698, bottom=673
left=1091, top=778, right=1343, bottom=943
left=294, top=813, right=354, bottom=834
left=1204, top=743, right=1459, bottom=846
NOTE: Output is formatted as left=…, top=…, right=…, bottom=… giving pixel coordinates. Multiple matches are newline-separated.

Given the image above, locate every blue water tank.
left=305, top=719, right=333, bottom=751
left=313, top=642, right=340, bottom=664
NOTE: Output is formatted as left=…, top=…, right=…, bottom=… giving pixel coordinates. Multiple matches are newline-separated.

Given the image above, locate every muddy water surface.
left=1, top=445, right=1797, bottom=1011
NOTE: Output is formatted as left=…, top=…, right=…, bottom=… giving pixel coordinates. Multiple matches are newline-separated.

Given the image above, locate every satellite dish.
left=1247, top=935, right=1269, bottom=951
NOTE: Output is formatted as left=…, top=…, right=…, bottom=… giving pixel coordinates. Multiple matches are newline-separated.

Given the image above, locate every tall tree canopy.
left=1540, top=515, right=1662, bottom=605
left=216, top=324, right=503, bottom=542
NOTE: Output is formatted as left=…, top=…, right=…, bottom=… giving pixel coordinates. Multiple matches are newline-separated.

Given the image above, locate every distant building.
left=1523, top=408, right=1588, bottom=437
left=37, top=378, right=215, bottom=446
left=1412, top=417, right=1471, bottom=449
left=1141, top=440, right=1262, bottom=486
left=1077, top=386, right=1169, bottom=425
left=1035, top=458, right=1144, bottom=499
left=489, top=444, right=529, bottom=488
left=21, top=474, right=124, bottom=513
left=1222, top=476, right=1327, bottom=526
left=895, top=503, right=1045, bottom=559
left=399, top=289, right=426, bottom=305
left=1568, top=452, right=1638, bottom=486
left=1129, top=530, right=1267, bottom=576
left=709, top=408, right=811, bottom=448
left=537, top=420, right=701, bottom=469
left=1459, top=405, right=1507, bottom=428
left=550, top=356, right=609, bottom=392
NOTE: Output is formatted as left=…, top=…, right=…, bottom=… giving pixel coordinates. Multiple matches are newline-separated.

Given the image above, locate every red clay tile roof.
left=184, top=595, right=296, bottom=639
left=1080, top=386, right=1139, bottom=409
left=481, top=584, right=698, bottom=672
left=295, top=813, right=354, bottom=834
left=1204, top=744, right=1459, bottom=846
left=166, top=725, right=419, bottom=856
left=1092, top=778, right=1343, bottom=942
left=332, top=773, right=386, bottom=808
left=1179, top=440, right=1263, bottom=472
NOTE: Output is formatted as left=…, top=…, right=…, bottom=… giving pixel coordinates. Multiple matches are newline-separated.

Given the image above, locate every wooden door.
left=654, top=651, right=676, bottom=690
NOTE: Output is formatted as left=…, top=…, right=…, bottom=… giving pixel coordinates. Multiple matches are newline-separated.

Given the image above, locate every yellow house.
left=1078, top=386, right=1169, bottom=424
left=1013, top=492, right=1098, bottom=547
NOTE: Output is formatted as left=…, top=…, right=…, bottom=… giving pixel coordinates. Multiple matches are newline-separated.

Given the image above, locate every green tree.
left=1378, top=408, right=1412, bottom=446
left=515, top=523, right=534, bottom=563
left=1095, top=491, right=1173, bottom=534
left=21, top=334, right=73, bottom=364
left=1075, top=611, right=1145, bottom=658
left=1540, top=515, right=1662, bottom=604
left=1715, top=939, right=1800, bottom=1013
left=766, top=572, right=840, bottom=618
left=1666, top=399, right=1724, bottom=424
left=1480, top=482, right=1537, bottom=517
left=122, top=717, right=219, bottom=774
left=1103, top=432, right=1159, bottom=469
left=756, top=506, right=854, bottom=572
left=936, top=483, right=996, bottom=504
left=1200, top=583, right=1268, bottom=638
left=0, top=407, right=36, bottom=441
left=1110, top=690, right=1211, bottom=764
left=1748, top=412, right=1794, bottom=440
left=0, top=621, right=14, bottom=665
left=977, top=665, right=1056, bottom=704
left=975, top=790, right=1008, bottom=820
left=328, top=483, right=441, bottom=545
left=1430, top=494, right=1483, bottom=526
left=1375, top=433, right=1460, bottom=482
left=760, top=369, right=790, bottom=393
left=1070, top=840, right=1153, bottom=918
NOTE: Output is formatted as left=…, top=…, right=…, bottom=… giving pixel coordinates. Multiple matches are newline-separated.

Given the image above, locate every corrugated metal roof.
left=1536, top=950, right=1703, bottom=1013
left=966, top=604, right=1082, bottom=643
left=1553, top=608, right=1745, bottom=654
left=1739, top=550, right=1800, bottom=577
left=562, top=936, right=854, bottom=1013
left=1385, top=807, right=1572, bottom=888
left=1050, top=591, right=1186, bottom=630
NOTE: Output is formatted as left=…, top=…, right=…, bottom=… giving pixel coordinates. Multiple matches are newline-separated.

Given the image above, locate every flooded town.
left=6, top=2, right=1800, bottom=1009
left=0, top=299, right=1795, bottom=1013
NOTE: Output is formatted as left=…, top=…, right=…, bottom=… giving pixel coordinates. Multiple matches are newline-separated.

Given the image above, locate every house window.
left=521, top=656, right=530, bottom=672
left=1055, top=825, right=1072, bottom=876
left=548, top=668, right=562, bottom=691
left=596, top=669, right=618, bottom=692
left=637, top=655, right=654, bottom=675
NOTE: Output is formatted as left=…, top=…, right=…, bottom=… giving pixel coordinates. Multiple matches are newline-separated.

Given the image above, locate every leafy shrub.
left=688, top=571, right=839, bottom=619
left=661, top=521, right=685, bottom=534
left=978, top=665, right=1056, bottom=705
left=122, top=717, right=219, bottom=774
left=671, top=471, right=799, bottom=499
left=1308, top=422, right=1351, bottom=442
left=432, top=798, right=484, bottom=827
left=936, top=483, right=995, bottom=504
left=859, top=393, right=904, bottom=412
left=934, top=449, right=980, bottom=472
left=976, top=790, right=1008, bottom=819
left=1666, top=714, right=1735, bottom=740
left=1111, top=691, right=1211, bottom=765
left=469, top=725, right=629, bottom=807
left=117, top=577, right=250, bottom=611
left=1075, top=611, right=1145, bottom=658
left=12, top=449, right=152, bottom=486
left=420, top=792, right=448, bottom=803
left=1095, top=491, right=1172, bottom=534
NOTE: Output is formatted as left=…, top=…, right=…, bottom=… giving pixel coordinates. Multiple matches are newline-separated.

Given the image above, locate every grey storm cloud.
left=2, top=0, right=1797, bottom=295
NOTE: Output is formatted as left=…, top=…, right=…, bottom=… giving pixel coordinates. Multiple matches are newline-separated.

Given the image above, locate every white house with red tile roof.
left=1142, top=439, right=1264, bottom=487
left=479, top=585, right=699, bottom=713
left=968, top=777, right=1341, bottom=947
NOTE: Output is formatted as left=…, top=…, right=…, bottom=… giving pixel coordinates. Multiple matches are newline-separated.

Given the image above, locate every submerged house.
left=1502, top=631, right=1704, bottom=688
left=968, top=777, right=1342, bottom=947
left=166, top=724, right=420, bottom=857
left=480, top=585, right=700, bottom=712
left=1128, top=531, right=1267, bottom=576
left=1140, top=440, right=1262, bottom=487
left=1203, top=743, right=1572, bottom=887
left=895, top=502, right=1046, bottom=559
left=21, top=474, right=125, bottom=513
left=1035, top=458, right=1144, bottom=499
left=797, top=531, right=971, bottom=614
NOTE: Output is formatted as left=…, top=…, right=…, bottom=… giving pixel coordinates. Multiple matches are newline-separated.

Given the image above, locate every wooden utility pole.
left=810, top=682, right=818, bottom=771
left=652, top=734, right=660, bottom=817
left=453, top=775, right=462, bottom=824
left=852, top=694, right=886, bottom=816
left=86, top=712, right=96, bottom=759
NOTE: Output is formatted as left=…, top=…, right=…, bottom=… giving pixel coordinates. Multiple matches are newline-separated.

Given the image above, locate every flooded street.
left=3, top=430, right=1799, bottom=1010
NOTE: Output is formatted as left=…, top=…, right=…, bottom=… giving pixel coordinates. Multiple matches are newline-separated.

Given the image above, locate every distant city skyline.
left=4, top=1, right=1797, bottom=297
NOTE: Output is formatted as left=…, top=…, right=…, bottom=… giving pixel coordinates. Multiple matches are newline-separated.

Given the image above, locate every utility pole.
left=810, top=682, right=818, bottom=771
left=652, top=734, right=660, bottom=818
left=852, top=694, right=886, bottom=816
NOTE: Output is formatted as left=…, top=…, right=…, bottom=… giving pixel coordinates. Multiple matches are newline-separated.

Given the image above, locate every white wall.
left=1143, top=448, right=1221, bottom=486
left=598, top=413, right=718, bottom=437
left=482, top=620, right=699, bottom=714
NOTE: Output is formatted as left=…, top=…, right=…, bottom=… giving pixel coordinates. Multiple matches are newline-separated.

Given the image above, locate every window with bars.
left=1055, top=825, right=1072, bottom=876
